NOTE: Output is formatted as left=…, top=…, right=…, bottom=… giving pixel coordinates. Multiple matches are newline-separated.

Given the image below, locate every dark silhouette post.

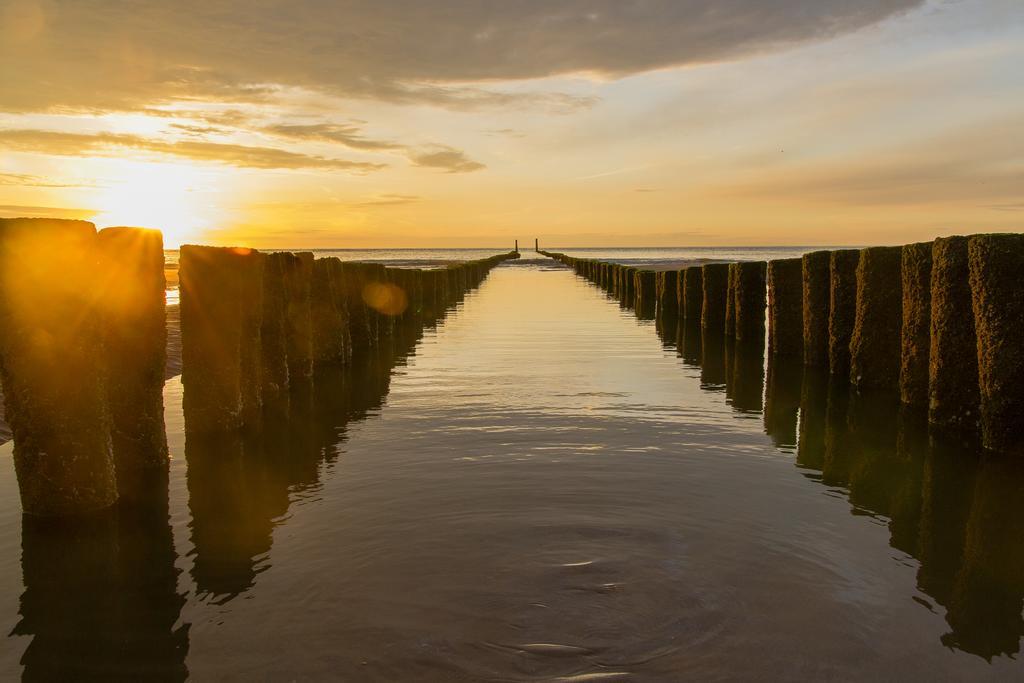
left=828, top=249, right=859, bottom=379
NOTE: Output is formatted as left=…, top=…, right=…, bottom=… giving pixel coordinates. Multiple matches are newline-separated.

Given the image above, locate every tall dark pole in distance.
left=535, top=238, right=539, bottom=252
left=514, top=239, right=518, bottom=253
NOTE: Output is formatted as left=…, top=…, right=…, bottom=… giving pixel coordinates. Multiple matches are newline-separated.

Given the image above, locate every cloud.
left=352, top=194, right=422, bottom=208
left=409, top=145, right=486, bottom=173
left=484, top=128, right=527, bottom=138
left=0, top=129, right=386, bottom=172
left=264, top=123, right=403, bottom=152
left=0, top=1, right=923, bottom=113
left=265, top=122, right=485, bottom=172
left=0, top=172, right=99, bottom=188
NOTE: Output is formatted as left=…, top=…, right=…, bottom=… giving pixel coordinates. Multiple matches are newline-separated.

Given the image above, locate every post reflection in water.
left=184, top=319, right=424, bottom=603
left=657, top=298, right=1024, bottom=661
left=760, top=353, right=1024, bottom=659
left=13, top=471, right=188, bottom=681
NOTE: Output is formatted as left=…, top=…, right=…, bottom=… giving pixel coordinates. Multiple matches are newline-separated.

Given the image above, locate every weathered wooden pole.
left=311, top=257, right=348, bottom=365
left=701, top=263, right=729, bottom=332
left=929, top=237, right=979, bottom=431
left=767, top=258, right=803, bottom=357
left=724, top=263, right=738, bottom=337
left=96, top=227, right=169, bottom=497
left=260, top=253, right=290, bottom=406
left=0, top=218, right=117, bottom=515
left=622, top=267, right=637, bottom=305
left=734, top=261, right=767, bottom=343
left=284, top=252, right=314, bottom=381
left=828, top=249, right=859, bottom=378
left=634, top=270, right=657, bottom=319
left=849, top=246, right=902, bottom=391
left=899, top=241, right=933, bottom=407
left=801, top=250, right=831, bottom=367
left=656, top=270, right=680, bottom=320
left=680, top=265, right=703, bottom=322
left=180, top=244, right=263, bottom=434
left=968, top=233, right=1024, bottom=453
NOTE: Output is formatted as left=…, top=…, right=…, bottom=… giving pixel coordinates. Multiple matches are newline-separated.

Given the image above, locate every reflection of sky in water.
left=0, top=261, right=1021, bottom=680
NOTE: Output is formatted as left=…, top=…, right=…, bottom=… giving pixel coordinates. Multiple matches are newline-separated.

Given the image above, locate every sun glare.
left=92, top=162, right=218, bottom=247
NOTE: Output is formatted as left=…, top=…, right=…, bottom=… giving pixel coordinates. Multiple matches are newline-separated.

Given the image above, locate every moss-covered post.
left=734, top=261, right=767, bottom=344
left=0, top=218, right=117, bottom=515
left=767, top=258, right=803, bottom=357
left=656, top=270, right=680, bottom=320
left=681, top=266, right=703, bottom=322
left=802, top=250, right=831, bottom=367
left=849, top=246, right=902, bottom=391
left=900, top=242, right=933, bottom=407
left=96, top=227, right=169, bottom=497
left=701, top=263, right=729, bottom=332
left=929, top=237, right=979, bottom=431
left=968, top=234, right=1024, bottom=452
left=180, top=245, right=262, bottom=434
left=828, top=249, right=860, bottom=378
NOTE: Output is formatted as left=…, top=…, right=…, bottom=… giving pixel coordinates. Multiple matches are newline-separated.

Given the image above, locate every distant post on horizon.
left=535, top=238, right=539, bottom=252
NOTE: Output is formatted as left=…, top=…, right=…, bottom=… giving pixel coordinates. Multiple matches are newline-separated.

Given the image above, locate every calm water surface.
left=1, top=255, right=1022, bottom=680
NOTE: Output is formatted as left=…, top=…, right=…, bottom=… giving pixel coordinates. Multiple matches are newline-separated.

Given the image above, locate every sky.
left=0, top=0, right=1021, bottom=248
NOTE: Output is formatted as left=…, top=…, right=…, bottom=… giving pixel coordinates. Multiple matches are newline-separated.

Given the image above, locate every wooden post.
left=701, top=263, right=729, bottom=331
left=801, top=250, right=831, bottom=366
left=767, top=258, right=803, bottom=357
left=0, top=218, right=117, bottom=515
left=735, top=261, right=767, bottom=343
left=900, top=241, right=933, bottom=407
left=656, top=270, right=680, bottom=320
left=724, top=263, right=738, bottom=337
left=96, top=227, right=169, bottom=497
left=828, top=249, right=859, bottom=378
left=180, top=245, right=263, bottom=434
left=849, top=246, right=902, bottom=391
left=681, top=266, right=703, bottom=322
left=968, top=234, right=1024, bottom=452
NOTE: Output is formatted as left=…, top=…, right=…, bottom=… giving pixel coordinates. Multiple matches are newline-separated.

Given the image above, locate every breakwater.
left=540, top=235, right=1024, bottom=456
left=0, top=217, right=517, bottom=516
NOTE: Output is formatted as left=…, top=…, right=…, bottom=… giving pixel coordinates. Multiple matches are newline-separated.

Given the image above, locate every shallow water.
left=1, top=256, right=1022, bottom=680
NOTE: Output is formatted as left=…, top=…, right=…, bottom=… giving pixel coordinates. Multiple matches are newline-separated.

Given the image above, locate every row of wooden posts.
left=540, top=234, right=1024, bottom=455
left=0, top=217, right=518, bottom=516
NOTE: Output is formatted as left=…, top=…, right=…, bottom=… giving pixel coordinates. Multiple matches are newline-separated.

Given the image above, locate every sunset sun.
left=91, top=161, right=216, bottom=247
